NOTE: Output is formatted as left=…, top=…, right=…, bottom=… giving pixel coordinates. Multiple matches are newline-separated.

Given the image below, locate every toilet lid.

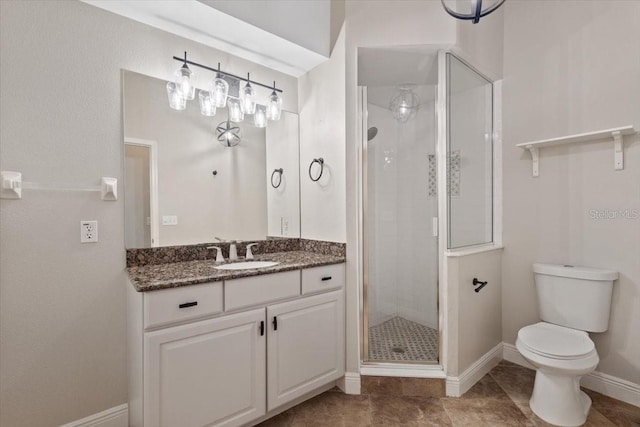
left=518, top=322, right=595, bottom=359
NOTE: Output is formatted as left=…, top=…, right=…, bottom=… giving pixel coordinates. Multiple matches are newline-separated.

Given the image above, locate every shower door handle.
left=432, top=217, right=438, bottom=237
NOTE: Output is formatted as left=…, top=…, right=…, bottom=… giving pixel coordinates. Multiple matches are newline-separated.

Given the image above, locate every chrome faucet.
left=228, top=241, right=238, bottom=261
left=245, top=243, right=258, bottom=260
left=215, top=237, right=239, bottom=261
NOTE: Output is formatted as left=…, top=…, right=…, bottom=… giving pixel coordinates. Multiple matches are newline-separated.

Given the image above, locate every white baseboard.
left=360, top=363, right=446, bottom=379
left=503, top=342, right=640, bottom=408
left=446, top=342, right=503, bottom=397
left=60, top=404, right=128, bottom=427
left=337, top=372, right=361, bottom=395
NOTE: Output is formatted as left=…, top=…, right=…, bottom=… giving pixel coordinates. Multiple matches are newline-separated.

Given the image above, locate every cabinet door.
left=144, top=309, right=265, bottom=427
left=267, top=290, right=344, bottom=411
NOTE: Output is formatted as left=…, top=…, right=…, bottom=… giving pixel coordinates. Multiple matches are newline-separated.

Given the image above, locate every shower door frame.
left=359, top=49, right=499, bottom=374
left=359, top=55, right=445, bottom=369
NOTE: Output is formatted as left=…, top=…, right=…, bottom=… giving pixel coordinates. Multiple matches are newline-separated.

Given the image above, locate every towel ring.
left=271, top=168, right=284, bottom=188
left=309, top=158, right=324, bottom=182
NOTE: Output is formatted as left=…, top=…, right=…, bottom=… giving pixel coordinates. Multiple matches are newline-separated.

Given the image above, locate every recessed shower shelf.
left=516, top=125, right=637, bottom=177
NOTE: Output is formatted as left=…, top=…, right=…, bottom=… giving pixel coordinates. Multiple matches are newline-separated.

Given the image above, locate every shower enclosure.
left=360, top=49, right=494, bottom=366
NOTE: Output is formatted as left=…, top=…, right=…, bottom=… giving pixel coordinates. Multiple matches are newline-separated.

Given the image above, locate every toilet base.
left=530, top=370, right=591, bottom=426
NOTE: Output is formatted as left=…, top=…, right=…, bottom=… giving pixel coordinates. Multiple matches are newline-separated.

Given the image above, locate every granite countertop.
left=127, top=251, right=345, bottom=292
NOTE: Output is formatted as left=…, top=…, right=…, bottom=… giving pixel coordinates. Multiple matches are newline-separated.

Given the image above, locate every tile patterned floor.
left=257, top=361, right=640, bottom=427
left=368, top=316, right=439, bottom=362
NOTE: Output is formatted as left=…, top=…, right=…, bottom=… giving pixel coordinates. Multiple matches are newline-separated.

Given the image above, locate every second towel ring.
left=309, top=158, right=324, bottom=182
left=271, top=168, right=284, bottom=188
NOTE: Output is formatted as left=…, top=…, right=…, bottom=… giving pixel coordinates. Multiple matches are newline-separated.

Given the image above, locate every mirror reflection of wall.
left=122, top=70, right=300, bottom=248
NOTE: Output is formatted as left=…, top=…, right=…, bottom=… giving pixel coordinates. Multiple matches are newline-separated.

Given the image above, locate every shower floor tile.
left=368, top=316, right=438, bottom=362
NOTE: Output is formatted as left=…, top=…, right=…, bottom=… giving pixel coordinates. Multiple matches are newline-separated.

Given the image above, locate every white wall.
left=502, top=1, right=640, bottom=384
left=124, top=71, right=270, bottom=246
left=0, top=1, right=297, bottom=425
left=200, top=0, right=332, bottom=58
left=298, top=26, right=347, bottom=243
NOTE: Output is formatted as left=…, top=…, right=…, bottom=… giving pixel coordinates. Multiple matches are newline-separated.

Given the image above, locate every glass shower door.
left=363, top=83, right=439, bottom=364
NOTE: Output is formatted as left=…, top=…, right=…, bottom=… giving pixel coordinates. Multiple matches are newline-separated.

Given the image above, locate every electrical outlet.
left=81, top=220, right=98, bottom=243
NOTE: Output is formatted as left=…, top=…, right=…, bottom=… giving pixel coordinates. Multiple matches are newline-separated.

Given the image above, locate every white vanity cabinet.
left=267, top=290, right=344, bottom=411
left=144, top=309, right=266, bottom=427
left=128, top=264, right=345, bottom=427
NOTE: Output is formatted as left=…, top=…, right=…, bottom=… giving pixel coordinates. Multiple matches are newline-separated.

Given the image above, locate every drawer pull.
left=321, top=276, right=332, bottom=281
left=178, top=301, right=198, bottom=309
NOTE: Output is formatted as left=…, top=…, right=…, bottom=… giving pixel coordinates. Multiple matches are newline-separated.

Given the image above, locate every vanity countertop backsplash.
left=127, top=239, right=346, bottom=292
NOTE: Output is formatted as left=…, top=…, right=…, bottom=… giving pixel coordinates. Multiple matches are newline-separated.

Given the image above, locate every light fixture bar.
left=172, top=52, right=283, bottom=93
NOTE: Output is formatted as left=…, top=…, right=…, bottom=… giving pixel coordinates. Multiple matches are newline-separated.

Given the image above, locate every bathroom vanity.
left=126, top=245, right=345, bottom=427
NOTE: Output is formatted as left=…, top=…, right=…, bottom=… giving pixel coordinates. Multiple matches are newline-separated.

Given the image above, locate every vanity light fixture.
left=227, top=98, right=244, bottom=123
left=254, top=105, right=267, bottom=128
left=174, top=52, right=195, bottom=101
left=168, top=52, right=284, bottom=126
left=441, top=0, right=506, bottom=24
left=166, top=82, right=186, bottom=110
left=266, top=82, right=282, bottom=121
left=198, top=90, right=216, bottom=116
left=240, top=73, right=257, bottom=114
left=212, top=65, right=230, bottom=108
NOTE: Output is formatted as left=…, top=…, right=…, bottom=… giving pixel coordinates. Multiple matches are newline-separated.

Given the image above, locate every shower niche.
left=359, top=48, right=495, bottom=366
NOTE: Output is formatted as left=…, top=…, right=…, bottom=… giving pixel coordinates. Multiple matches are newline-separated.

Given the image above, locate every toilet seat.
left=517, top=322, right=594, bottom=360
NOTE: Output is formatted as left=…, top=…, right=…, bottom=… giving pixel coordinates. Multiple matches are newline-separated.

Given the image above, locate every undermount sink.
left=214, top=261, right=279, bottom=271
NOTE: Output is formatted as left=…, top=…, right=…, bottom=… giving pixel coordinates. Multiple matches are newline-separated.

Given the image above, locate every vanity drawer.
left=144, top=282, right=223, bottom=329
left=302, top=263, right=345, bottom=295
left=225, top=270, right=300, bottom=311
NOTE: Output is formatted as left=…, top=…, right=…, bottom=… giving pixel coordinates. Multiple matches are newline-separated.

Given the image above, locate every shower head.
left=367, top=127, right=378, bottom=142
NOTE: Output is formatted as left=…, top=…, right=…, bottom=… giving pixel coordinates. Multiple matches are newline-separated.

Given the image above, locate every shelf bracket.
left=612, top=131, right=623, bottom=171
left=526, top=145, right=539, bottom=177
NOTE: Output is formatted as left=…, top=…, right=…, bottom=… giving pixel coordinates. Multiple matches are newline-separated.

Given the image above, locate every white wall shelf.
left=516, top=125, right=637, bottom=177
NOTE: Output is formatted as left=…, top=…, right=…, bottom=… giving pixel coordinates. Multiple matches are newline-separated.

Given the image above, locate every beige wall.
left=448, top=250, right=503, bottom=376
left=455, top=7, right=504, bottom=80
left=298, top=26, right=347, bottom=243
left=502, top=1, right=640, bottom=383
left=0, top=1, right=297, bottom=425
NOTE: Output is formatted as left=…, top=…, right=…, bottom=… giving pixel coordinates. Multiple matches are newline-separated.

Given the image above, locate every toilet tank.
left=533, top=263, right=618, bottom=333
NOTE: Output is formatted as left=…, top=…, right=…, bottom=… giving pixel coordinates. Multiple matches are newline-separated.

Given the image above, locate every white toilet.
left=516, top=263, right=618, bottom=427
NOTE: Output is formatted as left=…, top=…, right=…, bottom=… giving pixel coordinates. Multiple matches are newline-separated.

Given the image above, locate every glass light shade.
left=174, top=66, right=195, bottom=100
left=212, top=74, right=229, bottom=108
left=198, top=90, right=216, bottom=116
left=227, top=98, right=244, bottom=122
left=216, top=120, right=242, bottom=147
left=390, top=87, right=419, bottom=123
left=240, top=83, right=257, bottom=114
left=166, top=82, right=186, bottom=110
left=266, top=91, right=282, bottom=121
left=253, top=105, right=267, bottom=128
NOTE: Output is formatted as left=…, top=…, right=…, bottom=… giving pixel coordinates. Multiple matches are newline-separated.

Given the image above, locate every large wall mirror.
left=122, top=70, right=300, bottom=249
